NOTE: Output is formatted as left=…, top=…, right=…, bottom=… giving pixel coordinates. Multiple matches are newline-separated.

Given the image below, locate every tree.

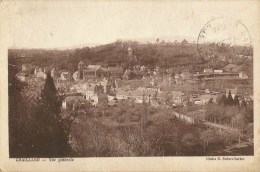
left=244, top=123, right=253, bottom=140
left=231, top=113, right=247, bottom=131
left=200, top=130, right=216, bottom=152
left=233, top=95, right=239, bottom=106
left=181, top=39, right=188, bottom=45
left=208, top=98, right=213, bottom=104
left=226, top=91, right=234, bottom=105
left=41, top=73, right=61, bottom=114
left=181, top=133, right=199, bottom=155
left=8, top=59, right=29, bottom=157
left=241, top=97, right=247, bottom=107
left=29, top=73, right=70, bottom=157
left=219, top=130, right=237, bottom=145
left=217, top=94, right=226, bottom=105
left=200, top=80, right=206, bottom=90
left=242, top=105, right=253, bottom=123
left=156, top=38, right=160, bottom=44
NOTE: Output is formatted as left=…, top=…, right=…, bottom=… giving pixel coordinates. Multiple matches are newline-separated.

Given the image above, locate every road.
left=202, top=121, right=239, bottom=131
left=207, top=141, right=254, bottom=156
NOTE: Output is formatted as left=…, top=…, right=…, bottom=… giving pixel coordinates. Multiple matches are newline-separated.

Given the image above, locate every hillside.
left=8, top=40, right=253, bottom=73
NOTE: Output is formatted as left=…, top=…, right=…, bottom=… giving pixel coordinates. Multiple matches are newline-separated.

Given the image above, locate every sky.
left=1, top=1, right=258, bottom=49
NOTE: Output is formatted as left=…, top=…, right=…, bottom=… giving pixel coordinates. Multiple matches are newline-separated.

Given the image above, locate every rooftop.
left=87, top=65, right=101, bottom=70
left=108, top=67, right=124, bottom=72
left=65, top=95, right=86, bottom=102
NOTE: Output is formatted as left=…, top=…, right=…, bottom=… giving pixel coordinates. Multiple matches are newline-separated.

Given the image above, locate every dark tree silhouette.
left=226, top=91, right=234, bottom=106
left=208, top=98, right=213, bottom=104
left=156, top=38, right=160, bottom=44
left=29, top=73, right=70, bottom=157
left=233, top=95, right=239, bottom=106
left=41, top=73, right=61, bottom=114
left=8, top=59, right=28, bottom=157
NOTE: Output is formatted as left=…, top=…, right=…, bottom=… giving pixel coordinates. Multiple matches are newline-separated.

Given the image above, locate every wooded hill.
left=9, top=40, right=253, bottom=73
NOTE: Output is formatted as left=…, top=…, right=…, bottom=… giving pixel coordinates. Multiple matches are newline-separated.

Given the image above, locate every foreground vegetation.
left=9, top=59, right=71, bottom=157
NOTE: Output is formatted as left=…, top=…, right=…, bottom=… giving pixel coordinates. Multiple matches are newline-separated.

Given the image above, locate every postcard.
left=0, top=0, right=259, bottom=171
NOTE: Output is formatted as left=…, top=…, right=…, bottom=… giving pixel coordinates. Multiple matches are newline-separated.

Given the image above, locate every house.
left=214, top=69, right=223, bottom=73
left=226, top=88, right=237, bottom=99
left=34, top=67, right=41, bottom=76
left=136, top=86, right=159, bottom=92
left=133, top=65, right=141, bottom=71
left=142, top=76, right=152, bottom=84
left=16, top=72, right=27, bottom=82
left=60, top=71, right=71, bottom=81
left=51, top=68, right=57, bottom=78
left=154, top=66, right=161, bottom=73
left=34, top=67, right=38, bottom=75
left=203, top=68, right=213, bottom=73
left=140, top=65, right=147, bottom=72
left=85, top=84, right=96, bottom=100
left=186, top=79, right=198, bottom=85
left=131, top=90, right=145, bottom=103
left=96, top=77, right=112, bottom=93
left=115, top=78, right=123, bottom=88
left=200, top=94, right=218, bottom=105
left=132, top=87, right=158, bottom=103
left=150, top=77, right=161, bottom=86
left=180, top=70, right=190, bottom=80
left=101, top=67, right=110, bottom=77
left=150, top=98, right=160, bottom=108
left=84, top=65, right=102, bottom=79
left=116, top=89, right=132, bottom=100
left=161, top=75, right=173, bottom=87
left=87, top=65, right=101, bottom=70
left=36, top=70, right=46, bottom=79
left=62, top=95, right=89, bottom=110
left=73, top=71, right=79, bottom=81
left=175, top=73, right=181, bottom=79
left=108, top=95, right=116, bottom=101
left=108, top=67, right=124, bottom=78
left=108, top=98, right=118, bottom=107
left=193, top=98, right=202, bottom=105
left=85, top=84, right=99, bottom=106
left=123, top=69, right=131, bottom=80
left=175, top=74, right=184, bottom=85
left=239, top=71, right=248, bottom=79
left=21, top=64, right=28, bottom=72
left=171, top=91, right=183, bottom=104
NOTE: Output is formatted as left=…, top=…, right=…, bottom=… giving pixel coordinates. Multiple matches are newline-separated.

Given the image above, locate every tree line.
left=9, top=41, right=253, bottom=74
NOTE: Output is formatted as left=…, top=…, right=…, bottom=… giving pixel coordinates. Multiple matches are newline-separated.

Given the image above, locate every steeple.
left=128, top=47, right=133, bottom=57
left=78, top=61, right=84, bottom=80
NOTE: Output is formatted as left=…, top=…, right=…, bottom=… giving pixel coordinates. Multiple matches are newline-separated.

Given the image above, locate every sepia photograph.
left=7, top=2, right=254, bottom=158
left=1, top=0, right=260, bottom=171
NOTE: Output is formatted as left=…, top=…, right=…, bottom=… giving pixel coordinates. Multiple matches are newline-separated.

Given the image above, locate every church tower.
left=78, top=61, right=84, bottom=80
left=128, top=47, right=133, bottom=57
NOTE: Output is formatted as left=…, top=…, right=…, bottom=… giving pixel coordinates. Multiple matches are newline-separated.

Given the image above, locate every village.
left=15, top=46, right=253, bottom=129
